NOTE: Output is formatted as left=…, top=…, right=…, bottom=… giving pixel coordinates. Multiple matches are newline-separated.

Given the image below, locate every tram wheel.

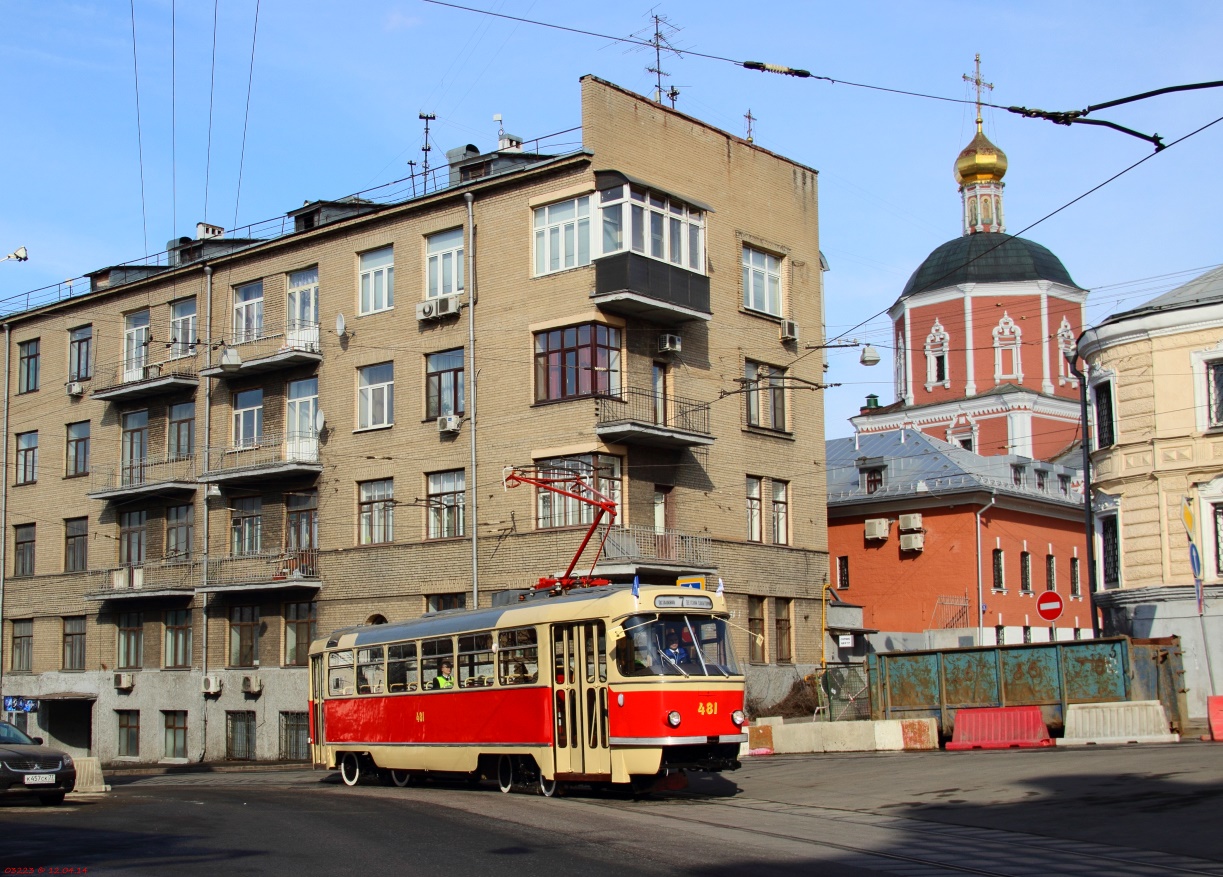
left=340, top=752, right=362, bottom=787
left=498, top=755, right=515, bottom=793
left=538, top=774, right=558, bottom=798
left=389, top=769, right=412, bottom=787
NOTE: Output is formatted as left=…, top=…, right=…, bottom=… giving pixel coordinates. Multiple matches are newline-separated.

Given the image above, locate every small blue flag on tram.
left=632, top=575, right=639, bottom=598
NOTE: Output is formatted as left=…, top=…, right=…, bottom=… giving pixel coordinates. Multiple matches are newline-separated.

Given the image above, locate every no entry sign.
left=1036, top=591, right=1064, bottom=622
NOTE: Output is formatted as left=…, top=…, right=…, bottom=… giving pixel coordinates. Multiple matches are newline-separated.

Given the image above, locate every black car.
left=0, top=720, right=76, bottom=805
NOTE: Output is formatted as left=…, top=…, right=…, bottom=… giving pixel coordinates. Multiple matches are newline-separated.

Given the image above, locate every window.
left=231, top=497, right=262, bottom=556
left=533, top=324, right=621, bottom=402
left=233, top=281, right=264, bottom=344
left=227, top=711, right=256, bottom=760
left=533, top=196, right=590, bottom=275
left=1059, top=475, right=1071, bottom=497
left=68, top=325, right=92, bottom=381
left=1020, top=551, right=1032, bottom=593
left=1101, top=515, right=1120, bottom=588
left=458, top=632, right=494, bottom=687
left=124, top=310, right=150, bottom=380
left=359, top=479, right=394, bottom=544
left=992, top=312, right=1022, bottom=382
left=1046, top=554, right=1057, bottom=591
left=288, top=268, right=319, bottom=344
left=168, top=403, right=194, bottom=459
left=17, top=339, right=39, bottom=393
left=863, top=468, right=884, bottom=495
left=285, top=601, right=316, bottom=666
left=16, top=431, right=37, bottom=484
left=1070, top=557, right=1081, bottom=597
left=427, top=593, right=466, bottom=613
left=66, top=421, right=90, bottom=476
left=775, top=598, right=793, bottom=663
left=229, top=606, right=260, bottom=667
left=63, top=516, right=87, bottom=572
left=992, top=548, right=1005, bottom=590
left=535, top=454, right=621, bottom=529
left=118, top=611, right=143, bottom=669
left=924, top=318, right=950, bottom=389
left=498, top=628, right=538, bottom=685
left=359, top=246, right=394, bottom=314
left=164, top=609, right=192, bottom=668
left=1036, top=470, right=1048, bottom=491
left=747, top=596, right=766, bottom=663
left=598, top=184, right=705, bottom=271
left=12, top=620, right=32, bottom=672
left=1012, top=466, right=1025, bottom=487
left=119, top=510, right=147, bottom=567
left=166, top=504, right=193, bottom=560
left=742, top=245, right=782, bottom=316
left=837, top=555, right=850, bottom=589
left=285, top=492, right=319, bottom=575
left=771, top=480, right=789, bottom=545
left=745, top=361, right=786, bottom=430
left=63, top=616, right=86, bottom=670
left=121, top=410, right=148, bottom=485
left=170, top=298, right=197, bottom=357
left=426, top=349, right=464, bottom=418
left=358, top=362, right=394, bottom=429
left=233, top=389, right=264, bottom=448
left=117, top=711, right=140, bottom=757
left=14, top=524, right=35, bottom=577
left=746, top=477, right=763, bottom=542
left=426, top=228, right=464, bottom=299
left=427, top=470, right=465, bottom=539
left=280, top=712, right=309, bottom=761
left=164, top=711, right=187, bottom=759
left=1093, top=380, right=1116, bottom=448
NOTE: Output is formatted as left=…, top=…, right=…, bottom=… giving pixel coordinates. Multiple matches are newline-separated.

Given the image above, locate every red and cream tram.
left=308, top=584, right=746, bottom=794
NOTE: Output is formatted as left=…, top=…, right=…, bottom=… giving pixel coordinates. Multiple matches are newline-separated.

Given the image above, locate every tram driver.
left=663, top=631, right=689, bottom=664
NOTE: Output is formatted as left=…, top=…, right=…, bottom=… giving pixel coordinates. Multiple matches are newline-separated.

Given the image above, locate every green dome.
left=901, top=233, right=1079, bottom=298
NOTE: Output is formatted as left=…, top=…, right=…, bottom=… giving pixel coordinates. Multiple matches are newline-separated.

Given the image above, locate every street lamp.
left=1, top=246, right=28, bottom=263
left=805, top=339, right=881, bottom=367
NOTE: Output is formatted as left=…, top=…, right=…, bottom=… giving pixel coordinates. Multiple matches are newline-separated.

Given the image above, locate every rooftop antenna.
left=744, top=109, right=756, bottom=144
left=407, top=159, right=418, bottom=198
left=419, top=113, right=436, bottom=193
left=494, top=113, right=505, bottom=140
left=629, top=12, right=683, bottom=104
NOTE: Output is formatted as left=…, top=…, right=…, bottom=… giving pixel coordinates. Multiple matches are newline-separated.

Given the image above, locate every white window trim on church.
left=1196, top=474, right=1223, bottom=583
left=992, top=312, right=1023, bottom=384
left=924, top=318, right=951, bottom=391
left=1056, top=316, right=1079, bottom=388
left=946, top=415, right=979, bottom=451
left=1190, top=342, right=1223, bottom=434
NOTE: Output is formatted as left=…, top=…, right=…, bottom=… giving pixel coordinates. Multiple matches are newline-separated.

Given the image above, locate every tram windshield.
left=615, top=614, right=741, bottom=677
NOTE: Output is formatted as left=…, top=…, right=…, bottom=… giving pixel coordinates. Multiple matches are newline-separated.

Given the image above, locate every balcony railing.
left=88, top=455, right=197, bottom=500
left=595, top=386, right=713, bottom=448
left=91, top=350, right=202, bottom=401
left=86, top=559, right=200, bottom=600
left=199, top=319, right=322, bottom=377
left=601, top=525, right=713, bottom=567
left=202, top=549, right=321, bottom=591
left=200, top=431, right=322, bottom=483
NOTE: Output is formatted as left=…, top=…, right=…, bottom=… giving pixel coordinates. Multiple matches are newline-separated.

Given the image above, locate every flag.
left=632, top=575, right=639, bottom=598
left=716, top=578, right=725, bottom=595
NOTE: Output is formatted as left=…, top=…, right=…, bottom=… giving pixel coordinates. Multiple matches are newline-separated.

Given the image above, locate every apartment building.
left=0, top=76, right=829, bottom=763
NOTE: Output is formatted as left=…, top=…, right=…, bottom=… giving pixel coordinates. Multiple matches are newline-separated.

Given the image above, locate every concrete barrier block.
left=874, top=720, right=905, bottom=751
left=900, top=718, right=939, bottom=750
left=69, top=756, right=109, bottom=794
left=772, top=722, right=823, bottom=755
left=754, top=716, right=785, bottom=727
left=1059, top=700, right=1179, bottom=746
left=816, top=721, right=877, bottom=752
left=746, top=724, right=774, bottom=755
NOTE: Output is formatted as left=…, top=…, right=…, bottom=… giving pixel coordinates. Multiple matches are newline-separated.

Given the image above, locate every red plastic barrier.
left=1208, top=696, right=1223, bottom=742
left=946, top=706, right=1054, bottom=750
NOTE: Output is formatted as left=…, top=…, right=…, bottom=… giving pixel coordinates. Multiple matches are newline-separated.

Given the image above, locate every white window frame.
left=745, top=360, right=786, bottom=431
left=1190, top=343, right=1223, bottom=433
left=124, top=309, right=150, bottom=381
left=358, top=362, right=394, bottom=430
left=742, top=245, right=782, bottom=316
left=746, top=476, right=763, bottom=542
left=771, top=480, right=789, bottom=546
left=992, top=312, right=1022, bottom=383
left=426, top=470, right=465, bottom=539
left=924, top=318, right=951, bottom=390
left=359, top=479, right=394, bottom=544
left=287, top=267, right=320, bottom=350
left=1056, top=316, right=1079, bottom=387
left=233, top=281, right=264, bottom=344
left=233, top=389, right=263, bottom=448
left=1094, top=493, right=1122, bottom=590
left=1088, top=368, right=1117, bottom=450
left=533, top=196, right=590, bottom=276
left=359, top=246, right=395, bottom=315
left=170, top=298, right=197, bottom=359
left=534, top=454, right=621, bottom=529
left=1195, top=474, right=1223, bottom=582
left=597, top=184, right=705, bottom=273
left=426, top=228, right=464, bottom=299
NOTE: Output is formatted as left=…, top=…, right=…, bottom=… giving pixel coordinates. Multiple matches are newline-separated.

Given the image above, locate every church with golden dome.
left=851, top=83, right=1088, bottom=461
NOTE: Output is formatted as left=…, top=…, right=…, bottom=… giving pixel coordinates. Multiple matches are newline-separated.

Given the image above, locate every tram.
left=308, top=583, right=747, bottom=794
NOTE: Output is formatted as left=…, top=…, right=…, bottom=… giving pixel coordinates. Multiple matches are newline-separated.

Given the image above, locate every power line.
left=128, top=0, right=148, bottom=256
left=233, top=0, right=262, bottom=233
left=204, top=0, right=219, bottom=224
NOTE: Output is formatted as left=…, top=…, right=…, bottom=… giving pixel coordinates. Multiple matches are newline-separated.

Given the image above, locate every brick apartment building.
left=0, top=76, right=830, bottom=764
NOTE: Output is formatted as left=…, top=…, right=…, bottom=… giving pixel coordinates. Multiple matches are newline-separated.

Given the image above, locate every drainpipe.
left=465, top=192, right=478, bottom=608
left=976, top=491, right=997, bottom=645
left=200, top=266, right=213, bottom=761
left=1066, top=354, right=1100, bottom=637
left=0, top=323, right=10, bottom=695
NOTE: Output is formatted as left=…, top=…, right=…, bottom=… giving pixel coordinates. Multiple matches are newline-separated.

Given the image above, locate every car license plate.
left=23, top=773, right=54, bottom=785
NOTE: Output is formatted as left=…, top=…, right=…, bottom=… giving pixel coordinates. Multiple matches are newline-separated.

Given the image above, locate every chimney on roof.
left=197, top=222, right=224, bottom=240
left=498, top=132, right=523, bottom=152
left=860, top=394, right=880, bottom=414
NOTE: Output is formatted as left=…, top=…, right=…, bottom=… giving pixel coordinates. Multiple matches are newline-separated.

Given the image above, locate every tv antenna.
left=419, top=113, right=436, bottom=193
left=628, top=12, right=684, bottom=104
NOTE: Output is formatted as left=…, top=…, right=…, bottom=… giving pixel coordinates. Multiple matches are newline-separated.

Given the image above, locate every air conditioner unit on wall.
left=658, top=333, right=682, bottom=353
left=438, top=414, right=462, bottom=434
left=780, top=319, right=798, bottom=342
left=899, top=513, right=923, bottom=531
left=113, top=672, right=134, bottom=690
left=202, top=674, right=223, bottom=695
left=242, top=675, right=263, bottom=694
left=900, top=533, right=925, bottom=551
left=864, top=518, right=890, bottom=540
left=417, top=295, right=460, bottom=321
left=66, top=381, right=84, bottom=397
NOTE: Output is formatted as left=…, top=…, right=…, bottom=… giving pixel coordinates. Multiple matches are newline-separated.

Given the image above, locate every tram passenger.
left=431, top=659, right=455, bottom=690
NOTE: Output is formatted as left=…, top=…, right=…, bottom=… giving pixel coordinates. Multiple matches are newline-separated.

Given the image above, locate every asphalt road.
left=3, top=742, right=1223, bottom=876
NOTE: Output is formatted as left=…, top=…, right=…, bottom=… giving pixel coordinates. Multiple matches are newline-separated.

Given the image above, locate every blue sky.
left=1, top=1, right=1219, bottom=435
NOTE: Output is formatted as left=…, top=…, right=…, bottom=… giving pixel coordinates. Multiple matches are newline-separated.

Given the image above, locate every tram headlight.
left=731, top=709, right=746, bottom=727
left=666, top=710, right=682, bottom=728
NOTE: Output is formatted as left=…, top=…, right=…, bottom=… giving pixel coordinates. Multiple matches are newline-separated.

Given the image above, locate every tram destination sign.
left=1036, top=591, right=1064, bottom=622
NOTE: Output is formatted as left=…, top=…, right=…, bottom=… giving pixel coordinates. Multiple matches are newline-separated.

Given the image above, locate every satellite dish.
left=315, top=409, right=326, bottom=434
left=335, top=313, right=347, bottom=337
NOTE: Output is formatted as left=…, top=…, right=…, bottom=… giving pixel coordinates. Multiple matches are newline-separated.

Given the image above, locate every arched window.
left=924, top=318, right=951, bottom=391
left=1056, top=316, right=1078, bottom=387
left=992, top=312, right=1022, bottom=383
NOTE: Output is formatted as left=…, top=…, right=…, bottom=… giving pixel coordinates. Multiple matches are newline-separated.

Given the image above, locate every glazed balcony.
left=592, top=252, right=711, bottom=323
left=199, top=319, right=322, bottom=378
left=198, top=549, right=321, bottom=593
left=87, top=455, right=197, bottom=501
left=85, top=559, right=200, bottom=601
left=91, top=352, right=201, bottom=402
left=198, top=431, right=323, bottom=485
left=595, top=386, right=713, bottom=448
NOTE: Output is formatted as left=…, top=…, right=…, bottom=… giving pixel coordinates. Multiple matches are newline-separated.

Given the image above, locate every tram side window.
left=498, top=627, right=539, bottom=684
left=422, top=637, right=455, bottom=690
left=458, top=632, right=494, bottom=687
left=356, top=646, right=385, bottom=694
left=327, top=650, right=355, bottom=696
left=387, top=642, right=418, bottom=692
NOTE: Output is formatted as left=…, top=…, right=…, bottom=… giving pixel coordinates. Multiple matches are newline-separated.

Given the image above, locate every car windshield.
left=615, top=614, right=741, bottom=677
left=0, top=721, right=35, bottom=745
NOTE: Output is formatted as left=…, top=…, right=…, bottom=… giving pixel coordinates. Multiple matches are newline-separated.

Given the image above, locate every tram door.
left=551, top=622, right=611, bottom=778
left=309, top=653, right=327, bottom=758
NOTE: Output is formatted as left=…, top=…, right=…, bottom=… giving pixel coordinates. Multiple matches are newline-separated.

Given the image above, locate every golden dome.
left=954, top=128, right=1008, bottom=185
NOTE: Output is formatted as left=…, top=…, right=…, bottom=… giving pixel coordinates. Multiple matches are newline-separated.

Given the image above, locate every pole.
left=1067, top=355, right=1101, bottom=637
left=465, top=193, right=478, bottom=609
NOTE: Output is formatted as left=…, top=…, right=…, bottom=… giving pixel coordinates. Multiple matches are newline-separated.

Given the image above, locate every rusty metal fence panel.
left=814, top=663, right=871, bottom=722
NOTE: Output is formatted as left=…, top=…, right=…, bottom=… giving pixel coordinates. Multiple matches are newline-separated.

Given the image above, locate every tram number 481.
left=415, top=711, right=425, bottom=723
left=696, top=701, right=718, bottom=715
